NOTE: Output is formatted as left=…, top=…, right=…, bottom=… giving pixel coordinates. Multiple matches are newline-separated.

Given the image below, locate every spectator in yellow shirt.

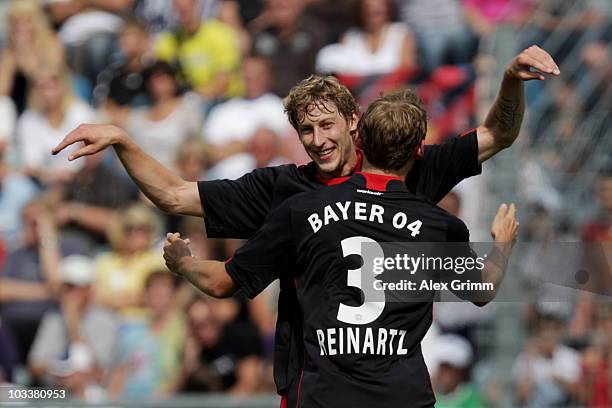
left=93, top=204, right=165, bottom=315
left=154, top=0, right=242, bottom=99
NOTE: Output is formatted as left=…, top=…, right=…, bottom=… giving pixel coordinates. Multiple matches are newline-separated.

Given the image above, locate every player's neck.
left=361, top=158, right=414, bottom=180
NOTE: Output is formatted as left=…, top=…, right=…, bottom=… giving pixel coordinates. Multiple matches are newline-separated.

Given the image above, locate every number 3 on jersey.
left=337, top=236, right=385, bottom=325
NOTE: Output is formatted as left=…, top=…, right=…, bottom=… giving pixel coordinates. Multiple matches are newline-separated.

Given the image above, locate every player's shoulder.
left=422, top=129, right=478, bottom=155
left=443, top=211, right=470, bottom=242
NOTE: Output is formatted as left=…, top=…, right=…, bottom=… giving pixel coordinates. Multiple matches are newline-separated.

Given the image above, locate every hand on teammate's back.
left=491, top=203, right=519, bottom=246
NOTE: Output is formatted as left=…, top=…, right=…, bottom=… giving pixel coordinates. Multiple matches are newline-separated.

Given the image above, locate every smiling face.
left=297, top=102, right=358, bottom=178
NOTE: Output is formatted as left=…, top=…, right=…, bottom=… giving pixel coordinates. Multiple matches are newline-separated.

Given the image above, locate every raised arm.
left=477, top=45, right=560, bottom=163
left=476, top=203, right=519, bottom=305
left=52, top=124, right=202, bottom=216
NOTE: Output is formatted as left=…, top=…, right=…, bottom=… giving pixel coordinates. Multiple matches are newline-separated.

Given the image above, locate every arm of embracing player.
left=477, top=45, right=560, bottom=163
left=476, top=203, right=519, bottom=305
left=163, top=233, right=237, bottom=298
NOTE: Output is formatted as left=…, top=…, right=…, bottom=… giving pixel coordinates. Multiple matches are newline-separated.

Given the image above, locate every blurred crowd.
left=0, top=0, right=609, bottom=405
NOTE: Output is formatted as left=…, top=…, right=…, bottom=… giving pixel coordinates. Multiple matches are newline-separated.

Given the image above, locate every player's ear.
left=415, top=140, right=425, bottom=160
left=349, top=113, right=359, bottom=134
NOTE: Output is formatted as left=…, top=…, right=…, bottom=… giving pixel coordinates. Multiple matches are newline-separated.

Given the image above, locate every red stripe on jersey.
left=224, top=256, right=233, bottom=265
left=316, top=149, right=363, bottom=185
left=460, top=128, right=477, bottom=138
left=280, top=394, right=288, bottom=408
left=296, top=355, right=306, bottom=408
left=356, top=171, right=403, bottom=191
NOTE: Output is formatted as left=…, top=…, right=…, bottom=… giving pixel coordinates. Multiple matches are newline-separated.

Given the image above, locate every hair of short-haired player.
left=358, top=89, right=428, bottom=172
left=283, top=75, right=360, bottom=133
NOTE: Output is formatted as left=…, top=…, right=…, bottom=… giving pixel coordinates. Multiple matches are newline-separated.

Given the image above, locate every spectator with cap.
left=432, top=334, right=485, bottom=408
left=28, top=255, right=118, bottom=401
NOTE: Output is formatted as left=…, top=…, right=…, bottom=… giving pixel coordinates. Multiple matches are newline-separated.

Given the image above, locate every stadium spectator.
left=0, top=318, right=19, bottom=383
left=462, top=0, right=533, bottom=38
left=107, top=270, right=186, bottom=399
left=0, top=102, right=38, bottom=249
left=202, top=55, right=290, bottom=167
left=131, top=0, right=179, bottom=35
left=580, top=304, right=612, bottom=407
left=248, top=127, right=289, bottom=169
left=94, top=17, right=155, bottom=123
left=154, top=0, right=242, bottom=99
left=125, top=61, right=202, bottom=170
left=582, top=171, right=612, bottom=243
left=513, top=313, right=581, bottom=407
left=0, top=201, right=87, bottom=363
left=93, top=204, right=165, bottom=315
left=28, top=255, right=117, bottom=400
left=180, top=297, right=262, bottom=394
left=165, top=139, right=209, bottom=233
left=432, top=334, right=485, bottom=408
left=0, top=96, right=16, bottom=145
left=302, top=0, right=360, bottom=44
left=45, top=150, right=139, bottom=252
left=45, top=0, right=133, bottom=87
left=16, top=64, right=96, bottom=185
left=0, top=0, right=65, bottom=114
left=315, top=0, right=417, bottom=76
left=396, top=0, right=478, bottom=72
left=250, top=0, right=328, bottom=96
left=174, top=138, right=208, bottom=184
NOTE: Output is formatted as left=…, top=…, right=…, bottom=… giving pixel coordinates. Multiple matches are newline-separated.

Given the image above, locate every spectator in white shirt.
left=202, top=54, right=292, bottom=177
left=513, top=313, right=581, bottom=407
left=16, top=64, right=96, bottom=184
left=316, top=0, right=417, bottom=76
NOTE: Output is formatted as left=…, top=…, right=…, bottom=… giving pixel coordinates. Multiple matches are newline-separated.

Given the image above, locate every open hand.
left=51, top=124, right=125, bottom=161
left=491, top=203, right=519, bottom=246
left=506, top=45, right=560, bottom=81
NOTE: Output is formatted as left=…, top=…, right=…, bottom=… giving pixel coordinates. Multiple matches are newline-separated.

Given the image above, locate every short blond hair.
left=107, top=204, right=163, bottom=252
left=283, top=75, right=359, bottom=132
left=358, top=89, right=427, bottom=171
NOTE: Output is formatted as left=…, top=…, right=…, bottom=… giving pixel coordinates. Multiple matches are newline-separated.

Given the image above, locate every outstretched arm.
left=52, top=124, right=202, bottom=216
left=477, top=45, right=560, bottom=163
left=163, top=233, right=237, bottom=298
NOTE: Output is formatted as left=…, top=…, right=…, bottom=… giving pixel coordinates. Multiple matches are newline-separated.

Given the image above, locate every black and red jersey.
left=197, top=131, right=481, bottom=402
left=225, top=172, right=479, bottom=407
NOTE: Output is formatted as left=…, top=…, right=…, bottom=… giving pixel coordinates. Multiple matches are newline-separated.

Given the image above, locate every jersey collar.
left=316, top=149, right=363, bottom=186
left=351, top=172, right=406, bottom=192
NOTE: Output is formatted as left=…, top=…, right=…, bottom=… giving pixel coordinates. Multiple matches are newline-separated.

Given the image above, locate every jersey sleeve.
left=224, top=200, right=294, bottom=299
left=198, top=165, right=289, bottom=239
left=412, top=130, right=481, bottom=203
left=441, top=216, right=483, bottom=302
